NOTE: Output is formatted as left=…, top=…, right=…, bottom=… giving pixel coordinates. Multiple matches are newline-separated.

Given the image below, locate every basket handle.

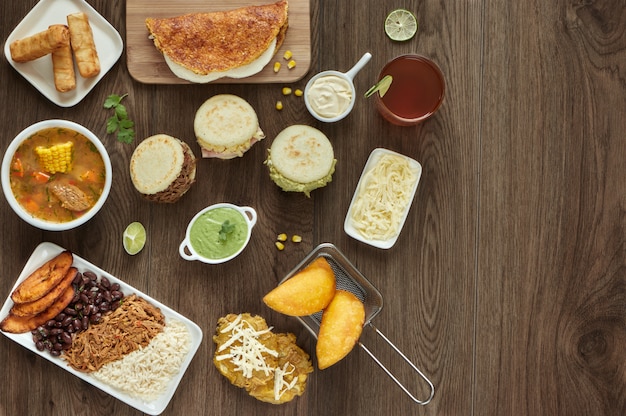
left=358, top=323, right=435, bottom=405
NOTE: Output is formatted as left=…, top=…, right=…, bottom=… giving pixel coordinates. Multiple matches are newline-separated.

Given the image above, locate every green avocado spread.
left=189, top=207, right=248, bottom=259
left=265, top=151, right=336, bottom=198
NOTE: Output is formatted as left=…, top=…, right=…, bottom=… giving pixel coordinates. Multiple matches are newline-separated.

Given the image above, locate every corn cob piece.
left=35, top=141, right=73, bottom=174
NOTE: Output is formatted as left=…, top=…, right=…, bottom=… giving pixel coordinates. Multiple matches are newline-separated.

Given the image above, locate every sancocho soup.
left=9, top=127, right=106, bottom=223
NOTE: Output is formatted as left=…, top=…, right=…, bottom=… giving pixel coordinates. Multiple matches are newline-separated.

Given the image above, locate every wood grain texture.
left=126, top=0, right=311, bottom=84
left=0, top=0, right=624, bottom=415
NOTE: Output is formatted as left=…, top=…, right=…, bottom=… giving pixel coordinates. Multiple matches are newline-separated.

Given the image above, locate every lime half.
left=365, top=75, right=393, bottom=98
left=123, top=222, right=146, bottom=255
left=384, top=9, right=418, bottom=41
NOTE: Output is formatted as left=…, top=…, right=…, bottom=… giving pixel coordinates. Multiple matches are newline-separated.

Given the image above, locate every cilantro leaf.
left=219, top=220, right=236, bottom=242
left=104, top=93, right=135, bottom=144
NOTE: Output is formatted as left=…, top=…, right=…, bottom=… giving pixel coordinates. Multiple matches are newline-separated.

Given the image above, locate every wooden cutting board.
left=126, top=0, right=310, bottom=84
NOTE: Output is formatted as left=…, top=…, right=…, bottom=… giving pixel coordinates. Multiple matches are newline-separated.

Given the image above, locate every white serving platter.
left=344, top=148, right=422, bottom=249
left=0, top=242, right=203, bottom=415
left=4, top=0, right=123, bottom=107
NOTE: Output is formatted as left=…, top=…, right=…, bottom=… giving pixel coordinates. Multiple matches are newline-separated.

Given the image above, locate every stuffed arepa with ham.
left=194, top=94, right=265, bottom=159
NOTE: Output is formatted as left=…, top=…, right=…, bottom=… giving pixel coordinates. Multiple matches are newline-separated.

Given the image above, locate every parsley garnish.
left=104, top=93, right=135, bottom=144
left=219, top=220, right=236, bottom=242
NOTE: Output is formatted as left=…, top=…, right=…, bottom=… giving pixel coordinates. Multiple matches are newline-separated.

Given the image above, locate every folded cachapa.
left=145, top=1, right=289, bottom=83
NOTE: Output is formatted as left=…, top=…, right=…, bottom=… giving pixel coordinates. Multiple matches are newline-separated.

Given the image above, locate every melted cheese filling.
left=164, top=38, right=277, bottom=83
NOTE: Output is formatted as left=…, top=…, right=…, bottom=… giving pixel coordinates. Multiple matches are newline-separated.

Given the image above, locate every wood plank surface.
left=476, top=1, right=626, bottom=414
left=126, top=0, right=311, bottom=84
left=0, top=0, right=624, bottom=415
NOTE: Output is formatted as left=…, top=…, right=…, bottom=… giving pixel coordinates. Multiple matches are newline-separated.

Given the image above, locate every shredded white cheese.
left=215, top=314, right=278, bottom=379
left=91, top=319, right=191, bottom=401
left=215, top=314, right=300, bottom=401
left=274, top=362, right=298, bottom=401
left=350, top=154, right=418, bottom=241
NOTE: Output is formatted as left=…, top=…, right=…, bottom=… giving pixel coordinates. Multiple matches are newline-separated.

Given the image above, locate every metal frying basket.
left=280, top=243, right=435, bottom=405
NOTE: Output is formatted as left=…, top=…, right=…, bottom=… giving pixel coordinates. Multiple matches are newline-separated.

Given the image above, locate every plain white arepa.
left=130, top=134, right=197, bottom=203
left=265, top=125, right=336, bottom=197
left=194, top=94, right=265, bottom=159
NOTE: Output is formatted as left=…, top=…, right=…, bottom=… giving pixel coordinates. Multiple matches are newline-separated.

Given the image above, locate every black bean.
left=61, top=332, right=72, bottom=344
left=83, top=271, right=97, bottom=281
left=50, top=350, right=61, bottom=357
left=111, top=290, right=123, bottom=301
left=81, top=316, right=89, bottom=330
left=50, top=328, right=63, bottom=336
left=73, top=319, right=82, bottom=331
left=35, top=341, right=45, bottom=351
left=64, top=307, right=77, bottom=316
left=72, top=272, right=82, bottom=285
left=100, top=276, right=110, bottom=288
left=110, top=283, right=120, bottom=292
left=79, top=293, right=89, bottom=304
left=62, top=317, right=73, bottom=327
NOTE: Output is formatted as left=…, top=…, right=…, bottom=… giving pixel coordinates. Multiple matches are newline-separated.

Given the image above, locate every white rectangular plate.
left=4, top=0, right=123, bottom=107
left=0, top=242, right=203, bottom=415
left=344, top=148, right=422, bottom=249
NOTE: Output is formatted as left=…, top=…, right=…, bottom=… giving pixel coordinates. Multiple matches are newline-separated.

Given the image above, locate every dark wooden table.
left=1, top=1, right=624, bottom=415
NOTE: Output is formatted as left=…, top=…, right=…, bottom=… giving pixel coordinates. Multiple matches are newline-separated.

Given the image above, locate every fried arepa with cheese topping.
left=145, top=1, right=289, bottom=76
left=213, top=313, right=313, bottom=404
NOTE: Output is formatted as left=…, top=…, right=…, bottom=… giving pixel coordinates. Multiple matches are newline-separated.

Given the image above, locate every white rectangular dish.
left=344, top=148, right=422, bottom=249
left=0, top=242, right=203, bottom=415
left=4, top=0, right=123, bottom=107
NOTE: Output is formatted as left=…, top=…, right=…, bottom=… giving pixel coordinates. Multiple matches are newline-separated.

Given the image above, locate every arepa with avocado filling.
left=130, top=134, right=197, bottom=203
left=265, top=125, right=336, bottom=197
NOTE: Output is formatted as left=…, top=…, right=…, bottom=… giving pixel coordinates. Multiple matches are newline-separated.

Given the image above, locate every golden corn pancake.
left=146, top=1, right=288, bottom=78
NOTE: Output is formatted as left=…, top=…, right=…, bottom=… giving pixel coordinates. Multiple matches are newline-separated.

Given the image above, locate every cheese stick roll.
left=67, top=12, right=100, bottom=78
left=9, top=25, right=70, bottom=63
left=51, top=28, right=76, bottom=93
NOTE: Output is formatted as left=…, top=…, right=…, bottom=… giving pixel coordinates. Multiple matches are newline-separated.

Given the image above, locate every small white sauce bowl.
left=179, top=203, right=257, bottom=264
left=304, top=52, right=372, bottom=123
left=1, top=119, right=112, bottom=231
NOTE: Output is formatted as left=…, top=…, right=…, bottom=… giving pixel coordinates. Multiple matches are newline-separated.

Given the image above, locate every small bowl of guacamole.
left=179, top=203, right=257, bottom=264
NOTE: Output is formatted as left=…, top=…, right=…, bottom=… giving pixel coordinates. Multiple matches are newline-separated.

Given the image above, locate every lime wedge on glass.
left=123, top=222, right=146, bottom=255
left=365, top=75, right=393, bottom=98
left=384, top=9, right=418, bottom=41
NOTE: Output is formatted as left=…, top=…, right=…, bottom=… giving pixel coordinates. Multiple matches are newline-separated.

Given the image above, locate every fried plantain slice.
left=1, top=285, right=76, bottom=334
left=11, top=251, right=73, bottom=304
left=10, top=267, right=77, bottom=318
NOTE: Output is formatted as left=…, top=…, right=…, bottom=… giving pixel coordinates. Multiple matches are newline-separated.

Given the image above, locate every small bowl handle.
left=179, top=239, right=198, bottom=261
left=344, top=52, right=372, bottom=80
left=240, top=206, right=257, bottom=228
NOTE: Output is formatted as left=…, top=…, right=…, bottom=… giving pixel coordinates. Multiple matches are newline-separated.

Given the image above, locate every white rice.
left=91, top=319, right=191, bottom=401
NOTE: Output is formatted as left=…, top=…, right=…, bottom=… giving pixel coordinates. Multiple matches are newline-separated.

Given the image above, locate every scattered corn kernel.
left=275, top=101, right=283, bottom=110
left=35, top=141, right=74, bottom=174
left=291, top=235, right=302, bottom=243
left=294, top=89, right=303, bottom=97
left=283, top=50, right=293, bottom=60
left=277, top=233, right=288, bottom=242
left=275, top=241, right=285, bottom=251
left=282, top=87, right=292, bottom=95
left=273, top=62, right=281, bottom=73
left=287, top=59, right=296, bottom=69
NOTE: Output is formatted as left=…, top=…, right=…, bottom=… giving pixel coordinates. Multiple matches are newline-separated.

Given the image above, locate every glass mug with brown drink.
left=373, top=54, right=445, bottom=126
